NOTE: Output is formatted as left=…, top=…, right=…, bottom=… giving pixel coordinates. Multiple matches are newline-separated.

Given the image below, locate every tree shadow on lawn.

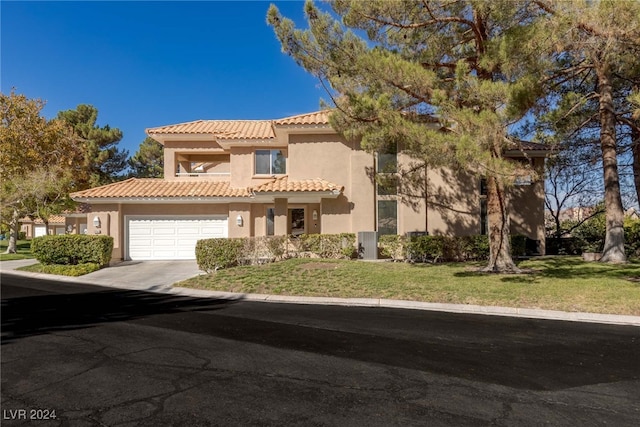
left=1, top=273, right=239, bottom=344
left=451, top=257, right=640, bottom=282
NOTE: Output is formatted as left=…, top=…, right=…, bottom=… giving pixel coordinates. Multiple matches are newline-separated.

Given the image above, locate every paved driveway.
left=0, top=259, right=203, bottom=291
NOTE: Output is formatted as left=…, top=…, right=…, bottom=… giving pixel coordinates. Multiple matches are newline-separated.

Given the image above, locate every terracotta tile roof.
left=20, top=216, right=66, bottom=225
left=253, top=176, right=342, bottom=193
left=273, top=111, right=331, bottom=126
left=146, top=120, right=274, bottom=140
left=71, top=178, right=251, bottom=199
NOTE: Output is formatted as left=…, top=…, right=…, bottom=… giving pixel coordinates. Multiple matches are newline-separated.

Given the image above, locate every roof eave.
left=71, top=196, right=252, bottom=204
left=217, top=138, right=281, bottom=149
left=252, top=190, right=341, bottom=201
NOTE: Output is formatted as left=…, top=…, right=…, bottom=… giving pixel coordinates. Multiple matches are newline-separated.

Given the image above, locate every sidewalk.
left=2, top=259, right=640, bottom=326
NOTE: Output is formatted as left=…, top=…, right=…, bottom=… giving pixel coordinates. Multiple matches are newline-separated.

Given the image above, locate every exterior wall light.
left=236, top=215, right=243, bottom=227
left=312, top=210, right=318, bottom=221
left=93, top=216, right=101, bottom=228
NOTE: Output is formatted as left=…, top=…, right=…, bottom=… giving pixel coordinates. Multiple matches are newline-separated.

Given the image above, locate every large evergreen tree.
left=128, top=137, right=164, bottom=178
left=57, top=104, right=128, bottom=188
left=535, top=0, right=640, bottom=263
left=268, top=0, right=551, bottom=272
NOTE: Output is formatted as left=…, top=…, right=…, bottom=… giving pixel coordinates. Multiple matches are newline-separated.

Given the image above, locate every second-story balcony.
left=175, top=153, right=230, bottom=180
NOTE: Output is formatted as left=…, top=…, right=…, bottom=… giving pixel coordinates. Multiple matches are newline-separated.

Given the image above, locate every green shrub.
left=405, top=234, right=523, bottom=262
left=296, top=233, right=356, bottom=259
left=408, top=236, right=444, bottom=262
left=379, top=235, right=408, bottom=260
left=241, top=236, right=289, bottom=264
left=31, top=234, right=113, bottom=266
left=510, top=235, right=527, bottom=257
left=625, top=219, right=640, bottom=258
left=546, top=237, right=583, bottom=255
left=18, top=231, right=26, bottom=240
left=196, top=238, right=245, bottom=272
left=465, top=235, right=491, bottom=260
left=265, top=235, right=288, bottom=260
left=569, top=211, right=606, bottom=252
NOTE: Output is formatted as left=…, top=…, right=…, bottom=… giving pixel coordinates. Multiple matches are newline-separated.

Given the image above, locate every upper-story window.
left=377, top=143, right=398, bottom=173
left=255, top=149, right=286, bottom=175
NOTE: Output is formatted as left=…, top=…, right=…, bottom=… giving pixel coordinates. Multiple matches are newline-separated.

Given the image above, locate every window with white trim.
left=255, top=150, right=286, bottom=175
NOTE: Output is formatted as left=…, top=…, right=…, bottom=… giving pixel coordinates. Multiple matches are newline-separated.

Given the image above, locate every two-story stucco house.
left=70, top=111, right=548, bottom=261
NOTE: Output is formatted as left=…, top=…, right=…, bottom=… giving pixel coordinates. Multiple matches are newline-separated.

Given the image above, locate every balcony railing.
left=175, top=172, right=231, bottom=177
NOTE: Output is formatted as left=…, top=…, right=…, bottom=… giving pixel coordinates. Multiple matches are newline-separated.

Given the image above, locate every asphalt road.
left=2, top=273, right=639, bottom=426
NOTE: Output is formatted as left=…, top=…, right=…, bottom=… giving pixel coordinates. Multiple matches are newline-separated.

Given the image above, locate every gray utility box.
left=358, top=231, right=378, bottom=260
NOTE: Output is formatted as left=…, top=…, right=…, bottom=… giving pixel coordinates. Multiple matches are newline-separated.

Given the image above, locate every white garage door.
left=34, top=225, right=46, bottom=238
left=127, top=216, right=228, bottom=260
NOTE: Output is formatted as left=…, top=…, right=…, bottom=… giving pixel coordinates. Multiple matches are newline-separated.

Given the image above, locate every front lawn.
left=0, top=240, right=33, bottom=261
left=176, top=257, right=640, bottom=316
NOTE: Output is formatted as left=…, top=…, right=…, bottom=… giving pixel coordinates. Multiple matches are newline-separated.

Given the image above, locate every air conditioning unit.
left=358, top=231, right=378, bottom=260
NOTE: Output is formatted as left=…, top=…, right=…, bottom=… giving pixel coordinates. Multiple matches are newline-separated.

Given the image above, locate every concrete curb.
left=168, top=287, right=640, bottom=327
left=3, top=263, right=639, bottom=327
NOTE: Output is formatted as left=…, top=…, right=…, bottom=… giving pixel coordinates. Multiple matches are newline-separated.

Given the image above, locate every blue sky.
left=2, top=1, right=324, bottom=155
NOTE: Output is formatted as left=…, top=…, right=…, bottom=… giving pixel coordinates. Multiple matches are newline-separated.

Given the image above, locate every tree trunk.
left=4, top=209, right=19, bottom=254
left=632, top=125, right=640, bottom=208
left=596, top=64, right=627, bottom=263
left=482, top=175, right=520, bottom=273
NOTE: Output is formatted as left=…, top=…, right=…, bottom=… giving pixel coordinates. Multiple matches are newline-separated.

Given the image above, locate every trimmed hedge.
left=31, top=234, right=113, bottom=266
left=378, top=235, right=406, bottom=261
left=196, top=238, right=245, bottom=272
left=379, top=234, right=526, bottom=262
left=294, top=233, right=356, bottom=259
left=196, top=234, right=357, bottom=272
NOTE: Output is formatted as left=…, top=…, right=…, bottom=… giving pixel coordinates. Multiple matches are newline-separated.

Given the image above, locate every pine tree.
left=536, top=0, right=640, bottom=263
left=129, top=137, right=164, bottom=178
left=268, top=0, right=551, bottom=272
left=57, top=104, right=128, bottom=189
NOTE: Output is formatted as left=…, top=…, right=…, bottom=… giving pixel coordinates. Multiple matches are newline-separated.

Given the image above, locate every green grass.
left=18, top=262, right=102, bottom=277
left=0, top=240, right=33, bottom=261
left=177, top=257, right=640, bottom=316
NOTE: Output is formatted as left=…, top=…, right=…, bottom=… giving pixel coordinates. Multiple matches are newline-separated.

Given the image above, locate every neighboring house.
left=70, top=111, right=549, bottom=261
left=20, top=216, right=67, bottom=238
left=625, top=208, right=639, bottom=221
left=19, top=205, right=91, bottom=238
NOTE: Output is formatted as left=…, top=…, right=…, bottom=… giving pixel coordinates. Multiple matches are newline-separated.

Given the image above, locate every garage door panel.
left=128, top=216, right=228, bottom=260
left=153, top=228, right=177, bottom=236
left=177, top=227, right=200, bottom=235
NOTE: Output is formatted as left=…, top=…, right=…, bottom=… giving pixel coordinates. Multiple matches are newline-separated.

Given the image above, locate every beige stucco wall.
left=85, top=205, right=121, bottom=260
left=508, top=158, right=546, bottom=253
left=288, top=133, right=375, bottom=234
left=426, top=168, right=480, bottom=236
left=228, top=203, right=251, bottom=238
left=65, top=217, right=87, bottom=235
left=397, top=153, right=428, bottom=235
